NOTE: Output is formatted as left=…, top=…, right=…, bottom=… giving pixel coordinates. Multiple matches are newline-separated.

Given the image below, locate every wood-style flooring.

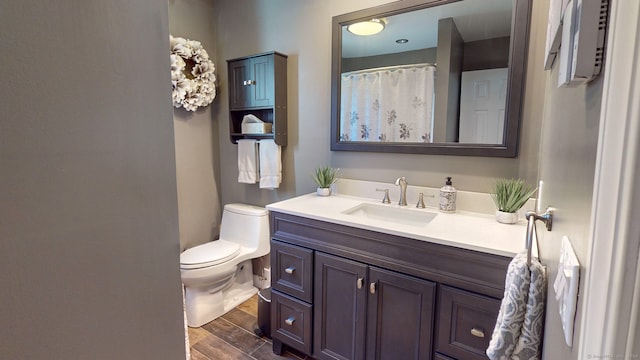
left=187, top=294, right=311, bottom=359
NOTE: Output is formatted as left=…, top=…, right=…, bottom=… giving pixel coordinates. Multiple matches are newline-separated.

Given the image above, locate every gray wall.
left=463, top=36, right=510, bottom=71
left=434, top=18, right=464, bottom=142
left=0, top=1, right=185, bottom=359
left=341, top=47, right=437, bottom=72
left=534, top=1, right=604, bottom=357
left=169, top=0, right=222, bottom=251
left=214, top=0, right=544, bottom=208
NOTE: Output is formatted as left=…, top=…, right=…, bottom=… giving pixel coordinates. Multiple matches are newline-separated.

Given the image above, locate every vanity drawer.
left=271, top=240, right=313, bottom=302
left=436, top=285, right=501, bottom=360
left=271, top=290, right=313, bottom=355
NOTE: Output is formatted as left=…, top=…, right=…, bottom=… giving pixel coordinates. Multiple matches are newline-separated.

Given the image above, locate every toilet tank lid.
left=224, top=203, right=268, bottom=216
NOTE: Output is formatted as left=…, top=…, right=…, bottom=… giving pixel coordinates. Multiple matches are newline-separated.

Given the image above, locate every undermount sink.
left=341, top=203, right=437, bottom=227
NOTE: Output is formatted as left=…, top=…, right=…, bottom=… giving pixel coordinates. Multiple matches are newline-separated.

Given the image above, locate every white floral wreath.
left=170, top=35, right=216, bottom=112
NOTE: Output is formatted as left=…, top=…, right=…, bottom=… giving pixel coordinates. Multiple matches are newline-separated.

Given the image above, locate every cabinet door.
left=314, top=252, right=368, bottom=360
left=250, top=54, right=274, bottom=108
left=228, top=59, right=252, bottom=109
left=366, top=267, right=436, bottom=360
left=229, top=55, right=274, bottom=109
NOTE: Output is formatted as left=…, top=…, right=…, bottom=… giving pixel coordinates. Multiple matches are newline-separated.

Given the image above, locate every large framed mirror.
left=330, top=0, right=531, bottom=157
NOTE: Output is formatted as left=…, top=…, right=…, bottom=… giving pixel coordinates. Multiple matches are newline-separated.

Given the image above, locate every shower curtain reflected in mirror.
left=340, top=63, right=436, bottom=143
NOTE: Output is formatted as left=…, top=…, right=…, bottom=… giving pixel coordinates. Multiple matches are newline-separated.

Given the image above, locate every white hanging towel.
left=486, top=251, right=547, bottom=360
left=237, top=139, right=258, bottom=184
left=258, top=139, right=281, bottom=189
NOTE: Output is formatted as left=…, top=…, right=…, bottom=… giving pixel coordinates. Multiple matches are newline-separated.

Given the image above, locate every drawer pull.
left=284, top=266, right=296, bottom=274
left=369, top=282, right=376, bottom=294
left=470, top=327, right=485, bottom=338
left=357, top=278, right=364, bottom=289
left=285, top=316, right=296, bottom=326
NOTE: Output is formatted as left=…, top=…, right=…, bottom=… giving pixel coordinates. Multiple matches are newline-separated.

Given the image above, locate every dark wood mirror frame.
left=330, top=0, right=531, bottom=157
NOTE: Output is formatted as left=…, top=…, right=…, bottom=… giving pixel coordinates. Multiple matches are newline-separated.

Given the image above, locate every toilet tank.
left=219, top=203, right=270, bottom=257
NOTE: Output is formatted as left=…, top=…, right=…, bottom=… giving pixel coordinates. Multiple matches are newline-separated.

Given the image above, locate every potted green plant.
left=312, top=166, right=339, bottom=196
left=490, top=178, right=537, bottom=224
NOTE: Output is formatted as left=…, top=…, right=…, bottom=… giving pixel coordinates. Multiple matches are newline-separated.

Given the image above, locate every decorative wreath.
left=170, top=35, right=216, bottom=112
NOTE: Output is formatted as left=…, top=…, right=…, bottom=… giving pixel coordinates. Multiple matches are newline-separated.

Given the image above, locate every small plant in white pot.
left=312, top=166, right=339, bottom=196
left=490, top=178, right=537, bottom=224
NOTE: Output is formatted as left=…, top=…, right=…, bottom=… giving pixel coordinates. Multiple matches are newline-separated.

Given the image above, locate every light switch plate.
left=553, top=235, right=580, bottom=346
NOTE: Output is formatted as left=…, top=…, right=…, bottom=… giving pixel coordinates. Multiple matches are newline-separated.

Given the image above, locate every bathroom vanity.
left=266, top=192, right=528, bottom=360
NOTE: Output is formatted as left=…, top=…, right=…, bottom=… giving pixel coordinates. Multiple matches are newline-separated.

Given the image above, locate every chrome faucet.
left=394, top=177, right=408, bottom=206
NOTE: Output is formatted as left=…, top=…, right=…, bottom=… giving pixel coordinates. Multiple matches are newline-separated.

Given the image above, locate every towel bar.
left=525, top=207, right=554, bottom=266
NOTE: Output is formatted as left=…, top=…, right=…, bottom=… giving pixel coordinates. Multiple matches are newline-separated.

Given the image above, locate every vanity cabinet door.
left=313, top=253, right=436, bottom=360
left=313, top=252, right=368, bottom=360
left=366, top=267, right=436, bottom=360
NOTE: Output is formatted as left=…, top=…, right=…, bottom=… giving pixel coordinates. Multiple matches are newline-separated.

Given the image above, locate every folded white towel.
left=237, top=139, right=258, bottom=184
left=259, top=139, right=281, bottom=189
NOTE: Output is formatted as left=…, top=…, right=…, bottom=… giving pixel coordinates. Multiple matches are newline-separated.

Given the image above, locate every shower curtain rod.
left=342, top=62, right=436, bottom=76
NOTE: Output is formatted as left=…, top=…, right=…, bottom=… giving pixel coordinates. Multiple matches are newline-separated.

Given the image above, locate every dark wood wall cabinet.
left=269, top=211, right=511, bottom=360
left=226, top=52, right=287, bottom=145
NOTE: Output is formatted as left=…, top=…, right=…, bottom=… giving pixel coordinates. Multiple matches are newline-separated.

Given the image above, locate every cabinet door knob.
left=357, top=278, right=364, bottom=289
left=369, top=282, right=376, bottom=294
left=470, top=327, right=485, bottom=338
left=284, top=266, right=295, bottom=274
left=285, top=316, right=296, bottom=326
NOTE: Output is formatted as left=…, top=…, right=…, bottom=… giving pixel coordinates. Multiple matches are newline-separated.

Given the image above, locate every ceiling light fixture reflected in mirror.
left=347, top=18, right=385, bottom=36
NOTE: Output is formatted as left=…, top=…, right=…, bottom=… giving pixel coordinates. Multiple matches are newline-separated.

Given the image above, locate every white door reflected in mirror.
left=459, top=68, right=508, bottom=144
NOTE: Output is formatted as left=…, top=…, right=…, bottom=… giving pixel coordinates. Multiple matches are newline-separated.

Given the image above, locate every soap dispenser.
left=439, top=177, right=457, bottom=213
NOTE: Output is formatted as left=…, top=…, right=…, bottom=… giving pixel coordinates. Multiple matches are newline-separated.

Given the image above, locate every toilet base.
left=184, top=260, right=258, bottom=328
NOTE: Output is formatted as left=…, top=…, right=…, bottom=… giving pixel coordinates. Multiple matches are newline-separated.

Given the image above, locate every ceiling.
left=342, top=0, right=513, bottom=58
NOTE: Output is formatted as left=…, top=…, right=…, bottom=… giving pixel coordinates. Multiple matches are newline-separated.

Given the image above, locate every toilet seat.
left=180, top=240, right=241, bottom=270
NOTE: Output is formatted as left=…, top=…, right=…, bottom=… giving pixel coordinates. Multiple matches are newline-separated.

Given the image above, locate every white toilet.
left=180, top=203, right=270, bottom=327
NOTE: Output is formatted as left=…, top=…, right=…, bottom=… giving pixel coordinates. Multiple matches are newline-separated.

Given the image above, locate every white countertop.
left=267, top=193, right=531, bottom=258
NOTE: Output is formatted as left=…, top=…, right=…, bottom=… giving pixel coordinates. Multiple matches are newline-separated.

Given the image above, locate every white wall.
left=169, top=0, right=222, bottom=251
left=0, top=1, right=185, bottom=358
left=213, top=0, right=545, bottom=208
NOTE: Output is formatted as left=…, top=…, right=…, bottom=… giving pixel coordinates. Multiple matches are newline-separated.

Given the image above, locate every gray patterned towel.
left=486, top=251, right=547, bottom=360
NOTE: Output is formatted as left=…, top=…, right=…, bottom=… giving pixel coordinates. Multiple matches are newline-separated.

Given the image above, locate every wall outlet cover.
left=553, top=235, right=580, bottom=346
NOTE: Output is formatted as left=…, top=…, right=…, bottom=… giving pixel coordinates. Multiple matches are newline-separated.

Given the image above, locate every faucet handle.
left=416, top=193, right=435, bottom=208
left=376, top=188, right=391, bottom=204
left=394, top=176, right=407, bottom=186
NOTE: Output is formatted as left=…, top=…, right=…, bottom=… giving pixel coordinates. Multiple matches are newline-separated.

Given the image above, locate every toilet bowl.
left=180, top=203, right=270, bottom=327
